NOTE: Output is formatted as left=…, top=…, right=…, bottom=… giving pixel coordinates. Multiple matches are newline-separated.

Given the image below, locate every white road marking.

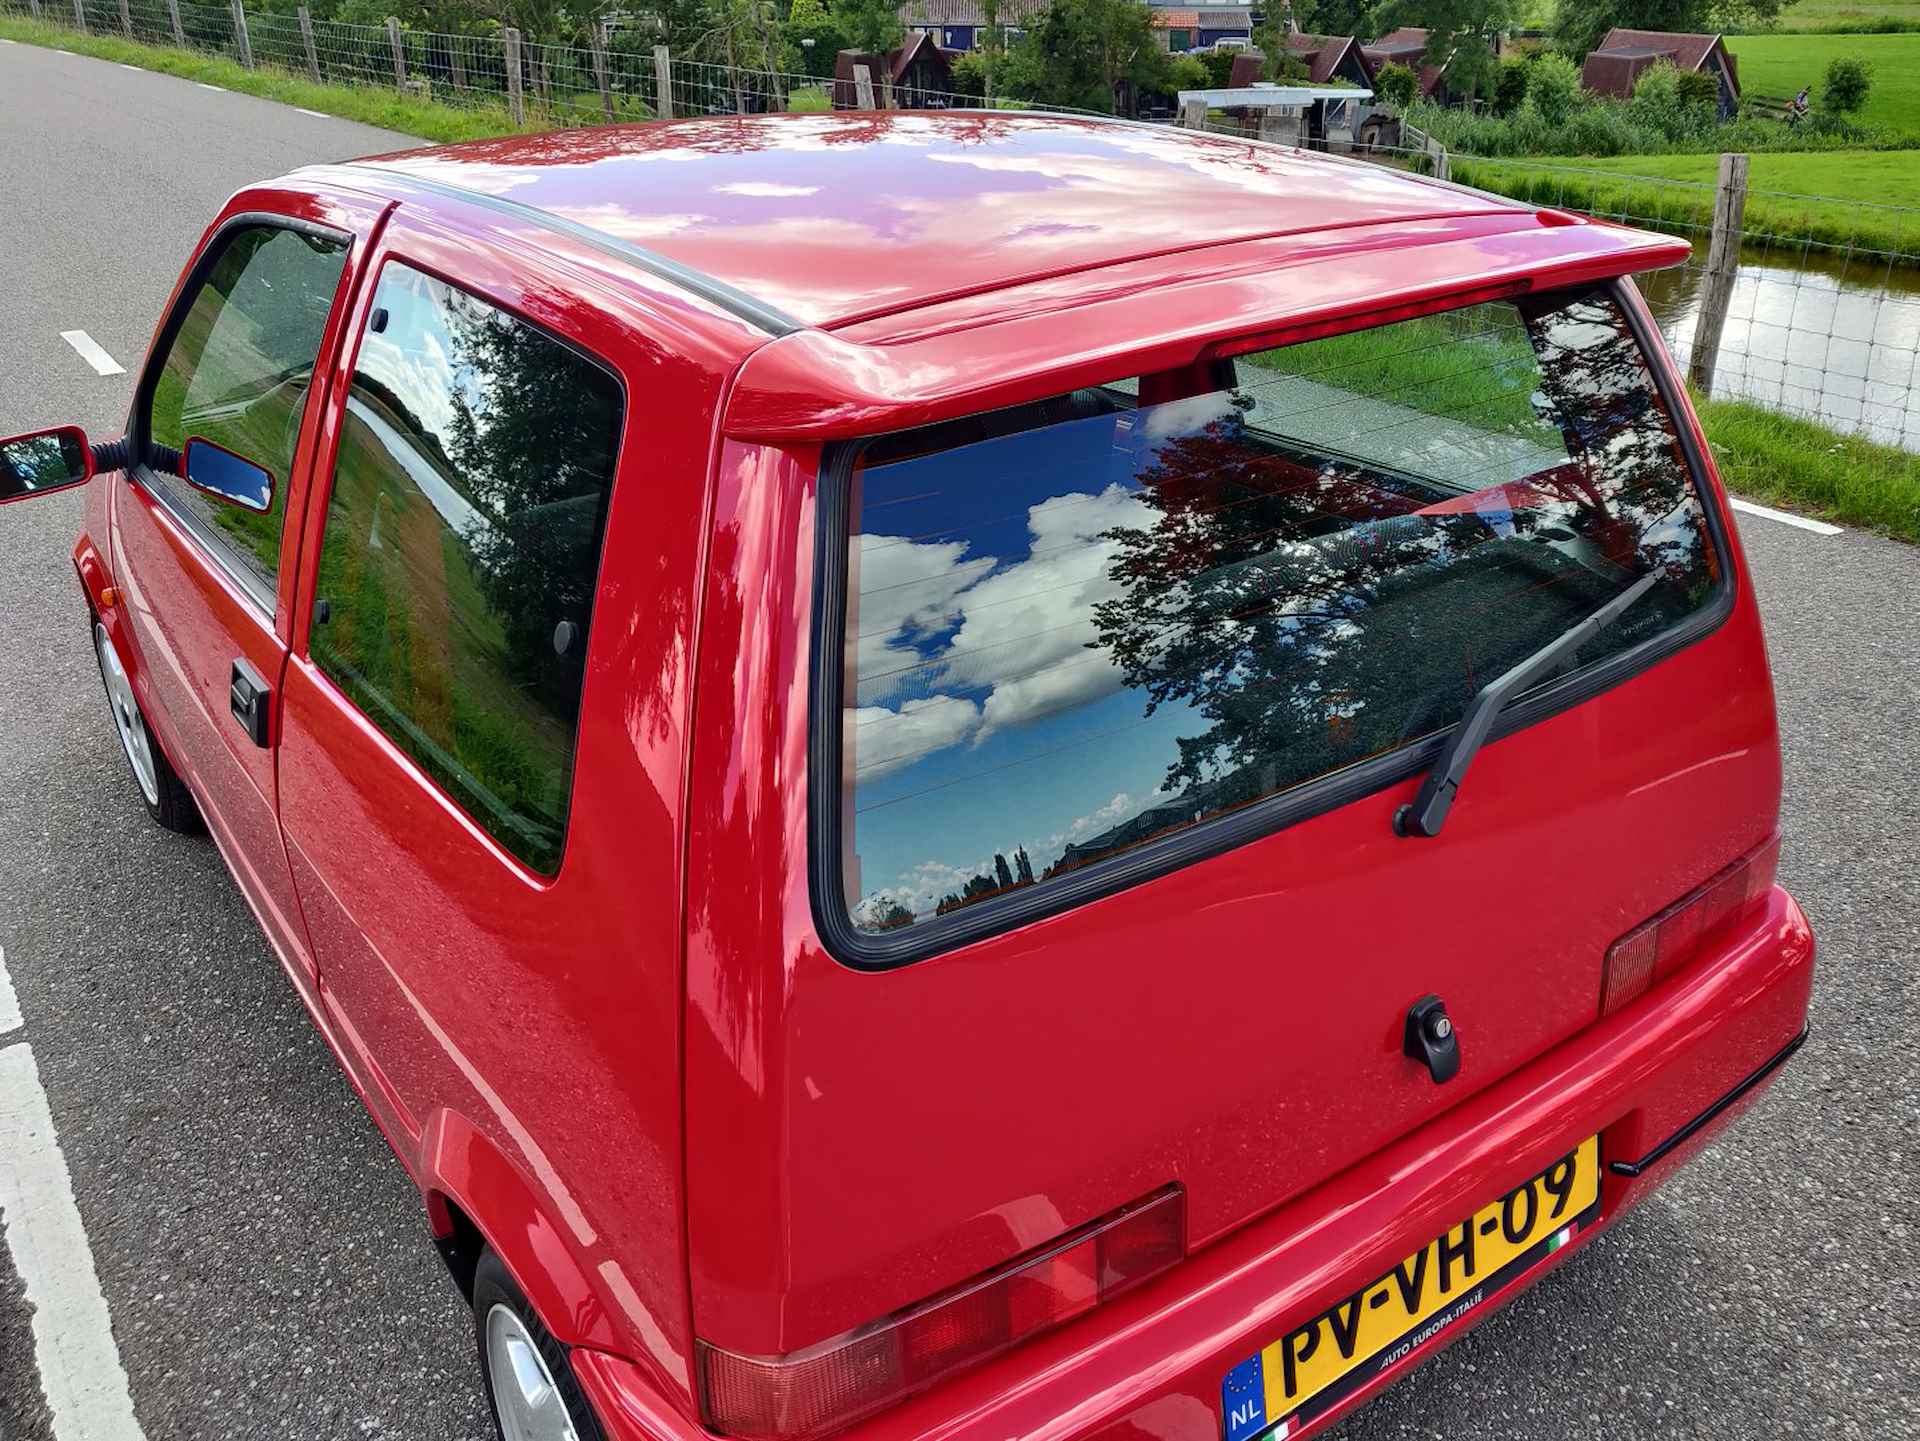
left=60, top=330, right=125, bottom=377
left=1729, top=498, right=1844, bottom=536
left=295, top=107, right=329, bottom=118
left=0, top=946, right=19, bottom=1037
left=195, top=81, right=223, bottom=91
left=119, top=63, right=142, bottom=71
left=0, top=1041, right=147, bottom=1440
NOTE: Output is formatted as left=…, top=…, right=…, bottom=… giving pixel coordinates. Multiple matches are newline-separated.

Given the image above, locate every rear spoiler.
left=724, top=217, right=1691, bottom=443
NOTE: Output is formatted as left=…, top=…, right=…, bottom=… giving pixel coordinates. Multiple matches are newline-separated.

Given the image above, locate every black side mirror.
left=182, top=436, right=274, bottom=513
left=0, top=425, right=93, bottom=505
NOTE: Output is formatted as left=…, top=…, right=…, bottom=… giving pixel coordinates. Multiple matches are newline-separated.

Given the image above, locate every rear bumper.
left=578, top=884, right=1815, bottom=1441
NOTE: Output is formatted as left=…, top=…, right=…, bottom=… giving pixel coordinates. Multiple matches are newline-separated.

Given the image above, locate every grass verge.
left=0, top=14, right=519, bottom=140
left=1700, top=397, right=1920, bottom=540
left=1454, top=150, right=1920, bottom=254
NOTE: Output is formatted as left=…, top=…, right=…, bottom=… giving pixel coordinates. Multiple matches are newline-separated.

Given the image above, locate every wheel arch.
left=416, top=1108, right=625, bottom=1355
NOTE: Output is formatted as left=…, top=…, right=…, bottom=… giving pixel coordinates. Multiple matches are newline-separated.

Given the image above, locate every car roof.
left=342, top=111, right=1538, bottom=334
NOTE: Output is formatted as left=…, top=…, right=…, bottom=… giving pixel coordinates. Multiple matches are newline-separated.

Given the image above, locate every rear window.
left=827, top=286, right=1724, bottom=947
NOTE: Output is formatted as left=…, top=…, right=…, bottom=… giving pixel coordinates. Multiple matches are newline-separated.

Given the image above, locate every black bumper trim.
left=1608, top=1025, right=1809, bottom=1178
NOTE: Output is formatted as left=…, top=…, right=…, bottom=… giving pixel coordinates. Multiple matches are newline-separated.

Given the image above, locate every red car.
left=1, top=113, right=1813, bottom=1441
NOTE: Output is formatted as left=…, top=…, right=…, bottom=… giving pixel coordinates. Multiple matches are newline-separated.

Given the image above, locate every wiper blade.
left=1394, top=568, right=1664, bottom=839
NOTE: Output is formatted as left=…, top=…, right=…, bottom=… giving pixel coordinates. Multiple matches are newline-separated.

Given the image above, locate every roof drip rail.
left=348, top=164, right=806, bottom=338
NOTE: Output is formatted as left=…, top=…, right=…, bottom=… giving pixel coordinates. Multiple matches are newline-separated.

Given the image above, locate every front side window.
left=308, top=264, right=623, bottom=874
left=145, top=223, right=349, bottom=593
left=832, top=287, right=1721, bottom=942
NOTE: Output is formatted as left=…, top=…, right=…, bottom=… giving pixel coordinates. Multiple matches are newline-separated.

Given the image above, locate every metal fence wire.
left=7, top=0, right=1920, bottom=450
left=1189, top=112, right=1920, bottom=450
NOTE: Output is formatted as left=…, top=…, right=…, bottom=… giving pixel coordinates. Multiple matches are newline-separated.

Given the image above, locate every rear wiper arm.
left=1394, top=568, right=1664, bottom=838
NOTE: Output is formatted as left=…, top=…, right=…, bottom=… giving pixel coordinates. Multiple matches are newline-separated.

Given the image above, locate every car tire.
left=473, top=1250, right=606, bottom=1441
left=92, top=619, right=201, bottom=835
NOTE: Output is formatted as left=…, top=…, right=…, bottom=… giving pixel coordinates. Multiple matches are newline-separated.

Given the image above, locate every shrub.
left=1167, top=53, right=1210, bottom=92
left=1675, top=67, right=1720, bottom=111
left=1375, top=59, right=1415, bottom=109
left=1822, top=55, right=1872, bottom=115
left=950, top=49, right=989, bottom=97
left=1492, top=55, right=1529, bottom=116
left=1557, top=100, right=1637, bottom=156
left=1629, top=60, right=1715, bottom=142
left=1199, top=47, right=1236, bottom=87
left=1526, top=51, right=1580, bottom=127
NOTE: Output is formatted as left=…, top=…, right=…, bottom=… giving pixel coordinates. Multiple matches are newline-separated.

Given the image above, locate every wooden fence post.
left=1688, top=152, right=1750, bottom=399
left=853, top=61, right=874, bottom=109
left=1179, top=96, right=1207, bottom=129
left=653, top=43, right=672, bottom=117
left=297, top=5, right=319, bottom=81
left=72, top=0, right=85, bottom=34
left=502, top=27, right=524, bottom=125
left=386, top=17, right=406, bottom=89
left=166, top=0, right=183, bottom=46
left=117, top=0, right=131, bottom=38
left=589, top=25, right=613, bottom=122
left=26, top=0, right=40, bottom=21
left=446, top=33, right=464, bottom=91
left=230, top=0, right=253, bottom=66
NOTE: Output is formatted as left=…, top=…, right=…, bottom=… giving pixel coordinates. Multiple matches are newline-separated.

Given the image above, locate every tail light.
left=697, top=1186, right=1185, bottom=1441
left=1600, top=834, right=1780, bottom=1016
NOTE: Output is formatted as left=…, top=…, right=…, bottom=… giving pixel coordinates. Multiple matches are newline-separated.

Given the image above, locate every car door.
left=110, top=188, right=387, bottom=981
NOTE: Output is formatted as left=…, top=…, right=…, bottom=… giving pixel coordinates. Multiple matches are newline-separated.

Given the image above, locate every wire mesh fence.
left=1184, top=109, right=1920, bottom=450
left=7, top=0, right=1920, bottom=450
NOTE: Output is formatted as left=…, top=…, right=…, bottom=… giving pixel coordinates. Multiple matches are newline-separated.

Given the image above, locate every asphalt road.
left=1, top=36, right=1917, bottom=1441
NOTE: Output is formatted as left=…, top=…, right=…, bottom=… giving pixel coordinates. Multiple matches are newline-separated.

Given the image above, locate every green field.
left=1728, top=32, right=1920, bottom=129
left=1456, top=149, right=1920, bottom=251
left=1743, top=0, right=1920, bottom=28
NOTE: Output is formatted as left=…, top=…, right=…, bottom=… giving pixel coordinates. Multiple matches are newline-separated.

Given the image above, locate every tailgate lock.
left=1403, top=995, right=1461, bottom=1084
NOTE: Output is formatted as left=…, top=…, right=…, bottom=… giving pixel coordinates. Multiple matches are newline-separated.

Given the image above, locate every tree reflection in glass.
left=841, top=288, right=1719, bottom=934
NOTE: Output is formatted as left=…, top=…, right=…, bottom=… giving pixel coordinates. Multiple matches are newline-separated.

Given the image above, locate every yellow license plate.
left=1222, top=1136, right=1601, bottom=1441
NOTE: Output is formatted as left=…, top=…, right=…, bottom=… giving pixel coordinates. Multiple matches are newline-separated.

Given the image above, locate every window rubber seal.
left=806, top=276, right=1741, bottom=972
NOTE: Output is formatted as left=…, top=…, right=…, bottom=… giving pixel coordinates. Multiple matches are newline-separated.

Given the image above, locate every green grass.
left=0, top=14, right=520, bottom=140
left=1455, top=150, right=1920, bottom=252
left=0, top=15, right=846, bottom=140
left=1742, top=0, right=1920, bottom=29
left=1728, top=32, right=1920, bottom=129
left=1699, top=397, right=1920, bottom=539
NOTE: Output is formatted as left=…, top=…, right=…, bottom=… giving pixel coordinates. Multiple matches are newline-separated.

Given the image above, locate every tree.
left=979, top=0, right=1001, bottom=98
left=784, top=0, right=847, bottom=76
left=1374, top=0, right=1516, bottom=100
left=1525, top=50, right=1579, bottom=125
left=1374, top=58, right=1415, bottom=107
left=834, top=0, right=903, bottom=53
left=997, top=0, right=1169, bottom=113
left=1492, top=54, right=1529, bottom=114
left=1822, top=54, right=1871, bottom=114
left=1292, top=0, right=1376, bottom=40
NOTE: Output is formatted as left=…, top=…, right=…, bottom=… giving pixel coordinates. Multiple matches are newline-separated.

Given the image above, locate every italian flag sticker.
left=1546, top=1224, right=1576, bottom=1254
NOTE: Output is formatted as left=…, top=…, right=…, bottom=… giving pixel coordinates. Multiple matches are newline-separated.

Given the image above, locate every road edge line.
left=0, top=1039, right=147, bottom=1440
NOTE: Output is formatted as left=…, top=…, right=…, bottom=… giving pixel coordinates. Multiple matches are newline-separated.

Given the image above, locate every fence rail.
left=7, top=0, right=1920, bottom=450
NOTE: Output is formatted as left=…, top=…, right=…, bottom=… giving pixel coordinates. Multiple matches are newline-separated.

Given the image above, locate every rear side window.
left=308, top=263, right=623, bottom=874
left=145, top=223, right=349, bottom=593
left=827, top=286, right=1722, bottom=946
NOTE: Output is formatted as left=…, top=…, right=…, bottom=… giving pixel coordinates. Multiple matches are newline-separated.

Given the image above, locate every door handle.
left=229, top=658, right=271, bottom=748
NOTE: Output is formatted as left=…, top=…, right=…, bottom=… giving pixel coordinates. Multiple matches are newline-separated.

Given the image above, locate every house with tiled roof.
left=1149, top=2, right=1256, bottom=51
left=1282, top=31, right=1375, bottom=87
left=1362, top=27, right=1450, bottom=100
left=895, top=0, right=1051, bottom=51
left=1581, top=29, right=1740, bottom=117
